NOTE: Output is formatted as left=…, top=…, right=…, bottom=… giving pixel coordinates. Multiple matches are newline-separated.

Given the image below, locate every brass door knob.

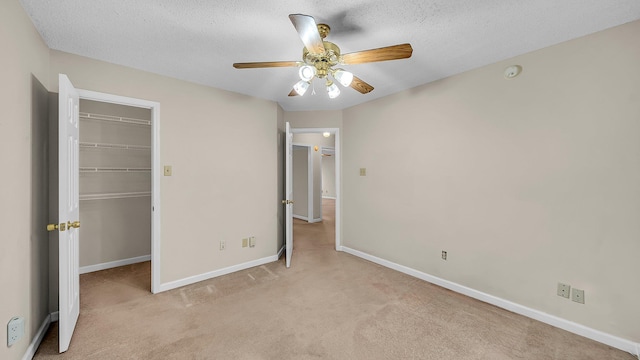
left=47, top=223, right=67, bottom=231
left=68, top=221, right=81, bottom=229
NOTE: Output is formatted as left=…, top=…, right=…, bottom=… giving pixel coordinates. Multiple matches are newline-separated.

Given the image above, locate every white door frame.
left=76, top=89, right=161, bottom=294
left=291, top=127, right=341, bottom=251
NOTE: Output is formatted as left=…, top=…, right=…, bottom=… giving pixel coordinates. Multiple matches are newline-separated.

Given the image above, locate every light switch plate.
left=359, top=168, right=367, bottom=176
left=164, top=166, right=172, bottom=176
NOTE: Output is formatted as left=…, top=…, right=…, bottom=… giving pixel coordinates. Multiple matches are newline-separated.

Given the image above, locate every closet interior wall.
left=78, top=100, right=151, bottom=270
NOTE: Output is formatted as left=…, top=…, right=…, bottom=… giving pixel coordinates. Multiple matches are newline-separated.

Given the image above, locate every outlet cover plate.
left=441, top=251, right=447, bottom=260
left=572, top=288, right=585, bottom=304
left=557, top=283, right=571, bottom=298
left=7, top=317, right=24, bottom=347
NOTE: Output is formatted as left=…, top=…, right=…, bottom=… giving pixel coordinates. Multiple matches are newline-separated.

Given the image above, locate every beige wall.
left=0, top=1, right=51, bottom=359
left=48, top=51, right=280, bottom=284
left=343, top=20, right=640, bottom=342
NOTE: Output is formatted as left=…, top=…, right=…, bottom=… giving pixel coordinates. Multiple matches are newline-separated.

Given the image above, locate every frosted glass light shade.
left=293, top=80, right=310, bottom=96
left=299, top=66, right=316, bottom=81
left=326, top=82, right=340, bottom=99
left=334, top=69, right=353, bottom=87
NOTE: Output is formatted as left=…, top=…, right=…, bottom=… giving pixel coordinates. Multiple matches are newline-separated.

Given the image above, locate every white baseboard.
left=79, top=255, right=151, bottom=274
left=322, top=196, right=336, bottom=199
left=50, top=311, right=59, bottom=322
left=158, top=254, right=279, bottom=293
left=22, top=313, right=51, bottom=360
left=293, top=214, right=308, bottom=221
left=277, top=245, right=285, bottom=259
left=340, top=246, right=640, bottom=357
left=309, top=218, right=322, bottom=223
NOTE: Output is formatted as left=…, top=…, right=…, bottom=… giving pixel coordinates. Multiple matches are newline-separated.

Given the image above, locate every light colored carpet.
left=34, top=199, right=635, bottom=359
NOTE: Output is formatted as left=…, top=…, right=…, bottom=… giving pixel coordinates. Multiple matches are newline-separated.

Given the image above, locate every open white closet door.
left=57, top=74, right=81, bottom=352
left=285, top=122, right=294, bottom=267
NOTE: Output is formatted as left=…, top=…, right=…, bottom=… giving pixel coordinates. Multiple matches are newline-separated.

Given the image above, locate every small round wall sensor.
left=504, top=65, right=522, bottom=79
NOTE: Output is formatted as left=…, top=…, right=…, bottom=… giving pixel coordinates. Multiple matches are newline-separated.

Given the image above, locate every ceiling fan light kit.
left=326, top=80, right=341, bottom=99
left=233, top=14, right=413, bottom=100
left=293, top=80, right=311, bottom=96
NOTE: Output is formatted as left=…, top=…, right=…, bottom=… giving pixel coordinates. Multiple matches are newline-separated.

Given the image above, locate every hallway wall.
left=0, top=1, right=51, bottom=359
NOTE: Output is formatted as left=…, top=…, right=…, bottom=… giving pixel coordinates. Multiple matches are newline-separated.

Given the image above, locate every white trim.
left=309, top=218, right=322, bottom=223
left=341, top=246, right=640, bottom=356
left=293, top=214, right=309, bottom=221
left=277, top=245, right=285, bottom=259
left=76, top=89, right=161, bottom=294
left=22, top=314, right=51, bottom=360
left=79, top=255, right=151, bottom=274
left=322, top=196, right=337, bottom=200
left=50, top=311, right=59, bottom=322
left=158, top=254, right=279, bottom=292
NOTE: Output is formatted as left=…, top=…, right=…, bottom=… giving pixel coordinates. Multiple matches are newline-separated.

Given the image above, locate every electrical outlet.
left=163, top=165, right=172, bottom=176
left=572, top=288, right=585, bottom=304
left=219, top=240, right=226, bottom=251
left=7, top=317, right=24, bottom=347
left=359, top=168, right=367, bottom=176
left=249, top=236, right=256, bottom=248
left=557, top=283, right=571, bottom=299
left=242, top=238, right=248, bottom=248
left=441, top=251, right=447, bottom=260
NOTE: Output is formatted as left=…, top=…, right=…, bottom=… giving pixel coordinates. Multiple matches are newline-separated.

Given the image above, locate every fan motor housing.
left=302, top=41, right=341, bottom=78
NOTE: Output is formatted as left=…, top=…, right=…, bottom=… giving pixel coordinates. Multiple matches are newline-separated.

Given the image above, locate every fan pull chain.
left=311, top=80, right=316, bottom=95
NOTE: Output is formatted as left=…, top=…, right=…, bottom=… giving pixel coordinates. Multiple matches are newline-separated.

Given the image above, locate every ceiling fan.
left=233, top=14, right=413, bottom=99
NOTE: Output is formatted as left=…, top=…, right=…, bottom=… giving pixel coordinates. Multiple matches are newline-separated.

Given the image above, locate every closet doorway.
left=76, top=89, right=161, bottom=294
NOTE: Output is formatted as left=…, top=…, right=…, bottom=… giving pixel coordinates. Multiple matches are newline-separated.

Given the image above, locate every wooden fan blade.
left=233, top=61, right=300, bottom=69
left=350, top=75, right=374, bottom=94
left=341, top=43, right=413, bottom=65
left=288, top=89, right=299, bottom=97
left=289, top=14, right=325, bottom=55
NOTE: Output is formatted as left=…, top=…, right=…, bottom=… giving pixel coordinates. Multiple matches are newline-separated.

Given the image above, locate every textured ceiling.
left=19, top=0, right=640, bottom=111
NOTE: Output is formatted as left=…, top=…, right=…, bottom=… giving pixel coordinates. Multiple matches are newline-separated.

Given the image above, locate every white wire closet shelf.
left=79, top=111, right=151, bottom=126
left=80, top=191, right=151, bottom=201
left=80, top=142, right=151, bottom=151
left=80, top=167, right=151, bottom=173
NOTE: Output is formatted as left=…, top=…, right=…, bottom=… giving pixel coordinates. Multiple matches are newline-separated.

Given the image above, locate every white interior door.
left=285, top=122, right=294, bottom=267
left=58, top=74, right=81, bottom=352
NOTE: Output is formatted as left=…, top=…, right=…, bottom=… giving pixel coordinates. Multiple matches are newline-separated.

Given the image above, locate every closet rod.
left=80, top=142, right=151, bottom=151
left=79, top=111, right=151, bottom=126
left=80, top=167, right=152, bottom=173
left=80, top=191, right=152, bottom=201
